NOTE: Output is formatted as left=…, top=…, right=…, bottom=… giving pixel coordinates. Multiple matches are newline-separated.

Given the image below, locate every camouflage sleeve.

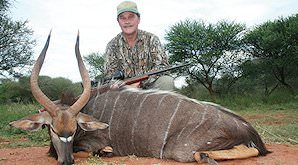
left=104, top=43, right=118, bottom=78
left=150, top=35, right=169, bottom=70
left=141, top=35, right=170, bottom=88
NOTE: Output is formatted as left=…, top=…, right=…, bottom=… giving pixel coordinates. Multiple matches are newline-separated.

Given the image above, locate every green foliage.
left=84, top=52, right=105, bottom=81
left=179, top=81, right=298, bottom=109
left=0, top=77, right=33, bottom=103
left=168, top=15, right=298, bottom=98
left=0, top=0, right=10, bottom=13
left=244, top=14, right=298, bottom=95
left=177, top=81, right=211, bottom=100
left=0, top=76, right=82, bottom=103
left=38, top=76, right=82, bottom=100
left=165, top=19, right=247, bottom=96
left=0, top=0, right=36, bottom=79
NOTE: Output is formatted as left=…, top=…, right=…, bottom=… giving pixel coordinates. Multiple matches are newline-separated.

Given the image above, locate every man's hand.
left=109, top=80, right=140, bottom=89
left=110, top=80, right=126, bottom=89
left=129, top=82, right=140, bottom=88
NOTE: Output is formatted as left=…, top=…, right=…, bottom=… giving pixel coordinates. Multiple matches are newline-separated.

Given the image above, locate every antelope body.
left=10, top=33, right=269, bottom=165
left=76, top=87, right=269, bottom=162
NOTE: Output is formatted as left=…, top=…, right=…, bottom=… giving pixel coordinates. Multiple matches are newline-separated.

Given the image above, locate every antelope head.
left=10, top=32, right=108, bottom=165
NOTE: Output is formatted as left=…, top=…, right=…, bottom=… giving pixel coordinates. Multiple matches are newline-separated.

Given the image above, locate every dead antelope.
left=10, top=33, right=270, bottom=165
left=10, top=32, right=108, bottom=165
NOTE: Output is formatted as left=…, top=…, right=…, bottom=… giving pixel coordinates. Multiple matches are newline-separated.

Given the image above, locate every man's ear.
left=76, top=112, right=109, bottom=131
left=9, top=112, right=52, bottom=131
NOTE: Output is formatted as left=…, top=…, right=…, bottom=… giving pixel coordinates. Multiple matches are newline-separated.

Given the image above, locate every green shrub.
left=0, top=76, right=83, bottom=103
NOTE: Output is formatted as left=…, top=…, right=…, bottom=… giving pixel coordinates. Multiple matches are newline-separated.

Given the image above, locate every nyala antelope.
left=10, top=32, right=270, bottom=165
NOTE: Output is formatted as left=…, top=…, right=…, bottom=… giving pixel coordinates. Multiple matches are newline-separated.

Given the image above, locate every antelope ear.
left=9, top=112, right=52, bottom=131
left=76, top=112, right=109, bottom=131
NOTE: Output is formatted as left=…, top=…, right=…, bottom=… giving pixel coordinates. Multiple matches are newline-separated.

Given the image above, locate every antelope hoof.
left=102, top=146, right=113, bottom=152
left=198, top=153, right=218, bottom=165
left=93, top=146, right=113, bottom=157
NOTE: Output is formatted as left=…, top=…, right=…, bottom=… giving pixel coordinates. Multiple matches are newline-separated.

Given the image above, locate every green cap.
left=117, top=1, right=140, bottom=16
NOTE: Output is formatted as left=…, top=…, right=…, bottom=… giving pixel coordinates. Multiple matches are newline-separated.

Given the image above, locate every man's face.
left=118, top=12, right=140, bottom=35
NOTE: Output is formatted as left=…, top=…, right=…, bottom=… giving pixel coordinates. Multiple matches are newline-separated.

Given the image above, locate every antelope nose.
left=60, top=159, right=74, bottom=165
left=60, top=156, right=74, bottom=165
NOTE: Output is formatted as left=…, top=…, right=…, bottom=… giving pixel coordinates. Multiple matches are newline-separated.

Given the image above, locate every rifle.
left=89, top=62, right=191, bottom=94
left=102, top=62, right=191, bottom=86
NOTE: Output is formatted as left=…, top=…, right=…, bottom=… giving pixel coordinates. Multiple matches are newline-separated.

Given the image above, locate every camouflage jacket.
left=104, top=29, right=169, bottom=80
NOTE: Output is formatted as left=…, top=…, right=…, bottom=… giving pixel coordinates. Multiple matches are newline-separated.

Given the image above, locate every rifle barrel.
left=147, top=62, right=191, bottom=76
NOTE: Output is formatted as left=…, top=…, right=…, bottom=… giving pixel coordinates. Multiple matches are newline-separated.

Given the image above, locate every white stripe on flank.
left=176, top=127, right=186, bottom=141
left=159, top=99, right=182, bottom=159
left=216, top=109, right=222, bottom=125
left=176, top=111, right=197, bottom=141
left=99, top=91, right=110, bottom=121
left=114, top=92, right=130, bottom=156
left=233, top=118, right=240, bottom=129
left=108, top=92, right=121, bottom=140
left=158, top=94, right=168, bottom=109
left=91, top=89, right=101, bottom=115
left=131, top=93, right=153, bottom=153
left=187, top=108, right=207, bottom=138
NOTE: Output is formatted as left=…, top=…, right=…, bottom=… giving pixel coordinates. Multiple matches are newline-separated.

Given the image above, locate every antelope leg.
left=194, top=144, right=259, bottom=162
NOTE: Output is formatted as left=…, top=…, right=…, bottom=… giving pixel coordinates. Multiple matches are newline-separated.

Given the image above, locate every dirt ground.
left=0, top=144, right=297, bottom=165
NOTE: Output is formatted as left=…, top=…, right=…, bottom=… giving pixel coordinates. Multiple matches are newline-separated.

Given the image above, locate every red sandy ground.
left=0, top=144, right=297, bottom=165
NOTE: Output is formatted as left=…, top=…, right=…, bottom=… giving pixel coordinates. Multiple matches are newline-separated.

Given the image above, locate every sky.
left=10, top=0, right=298, bottom=87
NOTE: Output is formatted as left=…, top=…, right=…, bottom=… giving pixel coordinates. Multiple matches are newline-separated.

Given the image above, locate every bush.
left=0, top=76, right=83, bottom=103
left=178, top=82, right=298, bottom=111
left=0, top=78, right=33, bottom=103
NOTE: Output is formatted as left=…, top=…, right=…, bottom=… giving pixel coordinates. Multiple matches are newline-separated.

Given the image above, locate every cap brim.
left=117, top=9, right=139, bottom=16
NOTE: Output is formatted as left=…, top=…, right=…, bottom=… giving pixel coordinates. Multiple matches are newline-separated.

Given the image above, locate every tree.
left=38, top=76, right=79, bottom=100
left=165, top=19, right=247, bottom=96
left=83, top=52, right=105, bottom=81
left=0, top=0, right=36, bottom=79
left=244, top=14, right=298, bottom=95
left=0, top=0, right=10, bottom=13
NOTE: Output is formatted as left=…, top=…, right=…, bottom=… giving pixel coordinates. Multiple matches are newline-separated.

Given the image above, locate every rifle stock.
left=124, top=75, right=150, bottom=85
